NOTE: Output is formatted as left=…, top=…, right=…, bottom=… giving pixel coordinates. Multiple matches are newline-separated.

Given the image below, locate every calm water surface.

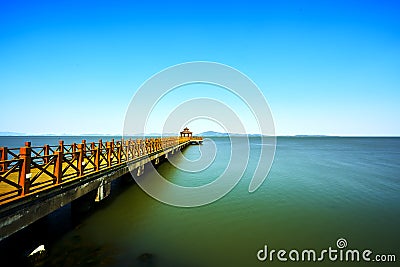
left=0, top=136, right=399, bottom=266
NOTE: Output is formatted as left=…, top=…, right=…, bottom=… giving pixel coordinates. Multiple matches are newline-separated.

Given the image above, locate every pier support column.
left=95, top=179, right=111, bottom=202
left=137, top=165, right=145, bottom=176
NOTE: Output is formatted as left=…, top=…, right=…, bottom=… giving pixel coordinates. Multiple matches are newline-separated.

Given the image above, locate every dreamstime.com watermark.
left=257, top=238, right=396, bottom=263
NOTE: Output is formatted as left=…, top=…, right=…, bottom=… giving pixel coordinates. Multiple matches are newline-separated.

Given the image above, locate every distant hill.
left=294, top=135, right=330, bottom=137
left=199, top=131, right=265, bottom=137
left=0, top=132, right=26, bottom=136
left=200, top=131, right=230, bottom=137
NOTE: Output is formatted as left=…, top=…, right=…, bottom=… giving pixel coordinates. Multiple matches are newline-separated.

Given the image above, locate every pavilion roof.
left=180, top=127, right=192, bottom=133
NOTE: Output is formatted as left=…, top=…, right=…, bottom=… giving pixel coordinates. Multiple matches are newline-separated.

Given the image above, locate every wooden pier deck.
left=0, top=135, right=203, bottom=241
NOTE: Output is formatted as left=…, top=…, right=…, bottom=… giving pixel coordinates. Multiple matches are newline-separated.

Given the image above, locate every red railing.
left=0, top=136, right=202, bottom=204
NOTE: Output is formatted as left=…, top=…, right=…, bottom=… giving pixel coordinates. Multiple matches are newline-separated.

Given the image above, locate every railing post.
left=136, top=139, right=140, bottom=157
left=77, top=143, right=84, bottom=176
left=54, top=150, right=63, bottom=184
left=43, top=145, right=49, bottom=164
left=111, top=139, right=115, bottom=162
left=132, top=139, right=135, bottom=157
left=134, top=140, right=138, bottom=158
left=98, top=139, right=103, bottom=155
left=117, top=143, right=122, bottom=163
left=19, top=143, right=31, bottom=195
left=0, top=147, right=8, bottom=172
left=58, top=140, right=64, bottom=152
left=125, top=140, right=131, bottom=161
left=94, top=145, right=100, bottom=171
left=132, top=140, right=135, bottom=157
left=71, top=143, right=77, bottom=160
left=82, top=139, right=86, bottom=155
left=106, top=142, right=112, bottom=167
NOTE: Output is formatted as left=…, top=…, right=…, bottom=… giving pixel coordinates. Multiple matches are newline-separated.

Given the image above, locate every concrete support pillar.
left=137, top=165, right=145, bottom=176
left=95, top=179, right=111, bottom=202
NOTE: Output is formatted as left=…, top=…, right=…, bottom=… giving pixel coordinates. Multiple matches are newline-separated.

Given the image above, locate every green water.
left=1, top=137, right=399, bottom=266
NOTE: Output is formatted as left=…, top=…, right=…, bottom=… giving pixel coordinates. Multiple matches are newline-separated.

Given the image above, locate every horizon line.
left=0, top=132, right=399, bottom=138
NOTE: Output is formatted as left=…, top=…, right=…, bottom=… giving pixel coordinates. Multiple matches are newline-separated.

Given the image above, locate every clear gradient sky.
left=1, top=0, right=399, bottom=136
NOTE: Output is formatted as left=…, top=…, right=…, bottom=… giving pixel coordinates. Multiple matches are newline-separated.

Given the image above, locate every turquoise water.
left=0, top=136, right=399, bottom=266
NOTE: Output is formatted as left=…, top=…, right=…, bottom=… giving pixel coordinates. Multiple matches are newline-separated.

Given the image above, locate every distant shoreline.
left=0, top=134, right=399, bottom=138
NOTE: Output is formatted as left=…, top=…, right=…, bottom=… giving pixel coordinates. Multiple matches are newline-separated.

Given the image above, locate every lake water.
left=0, top=136, right=399, bottom=266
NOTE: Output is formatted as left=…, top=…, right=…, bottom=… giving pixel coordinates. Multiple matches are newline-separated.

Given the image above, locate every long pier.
left=0, top=135, right=203, bottom=241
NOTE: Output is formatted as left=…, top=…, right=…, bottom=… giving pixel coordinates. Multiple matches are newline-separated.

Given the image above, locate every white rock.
left=29, top=245, right=45, bottom=257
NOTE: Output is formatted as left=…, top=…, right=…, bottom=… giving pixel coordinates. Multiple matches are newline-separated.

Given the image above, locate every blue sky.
left=1, top=0, right=399, bottom=136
